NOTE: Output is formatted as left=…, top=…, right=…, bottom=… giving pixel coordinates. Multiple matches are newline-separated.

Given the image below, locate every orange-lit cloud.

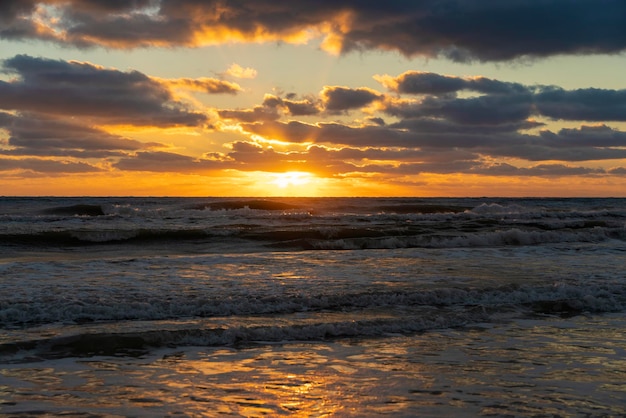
left=0, top=55, right=210, bottom=127
left=161, top=77, right=242, bottom=95
left=3, top=5, right=626, bottom=198
left=321, top=86, right=384, bottom=114
left=225, top=63, right=257, bottom=80
left=3, top=1, right=626, bottom=62
left=3, top=54, right=626, bottom=186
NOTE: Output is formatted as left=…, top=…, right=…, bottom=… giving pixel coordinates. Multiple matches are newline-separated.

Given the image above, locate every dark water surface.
left=1, top=197, right=625, bottom=416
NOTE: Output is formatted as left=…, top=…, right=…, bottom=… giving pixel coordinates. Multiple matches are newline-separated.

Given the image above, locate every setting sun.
left=273, top=171, right=313, bottom=188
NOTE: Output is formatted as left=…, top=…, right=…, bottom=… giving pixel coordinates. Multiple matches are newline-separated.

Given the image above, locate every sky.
left=1, top=1, right=626, bottom=197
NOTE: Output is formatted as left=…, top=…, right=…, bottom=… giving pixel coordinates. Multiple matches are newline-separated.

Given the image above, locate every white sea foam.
left=1, top=197, right=625, bottom=362
left=470, top=202, right=528, bottom=215
left=69, top=230, right=140, bottom=242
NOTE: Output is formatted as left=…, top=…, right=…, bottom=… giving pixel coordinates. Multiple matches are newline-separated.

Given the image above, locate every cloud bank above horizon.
left=3, top=0, right=626, bottom=61
left=1, top=0, right=626, bottom=196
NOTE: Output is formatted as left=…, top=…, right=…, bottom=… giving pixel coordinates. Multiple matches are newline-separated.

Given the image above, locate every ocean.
left=1, top=197, right=625, bottom=417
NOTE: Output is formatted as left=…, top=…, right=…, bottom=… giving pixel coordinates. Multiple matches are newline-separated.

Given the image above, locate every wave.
left=0, top=312, right=485, bottom=361
left=0, top=229, right=216, bottom=245
left=1, top=197, right=624, bottom=250
left=1, top=223, right=623, bottom=249
left=2, top=281, right=624, bottom=362
left=189, top=199, right=305, bottom=212
left=40, top=204, right=106, bottom=216
left=2, top=280, right=624, bottom=329
left=376, top=204, right=471, bottom=214
left=299, top=226, right=625, bottom=250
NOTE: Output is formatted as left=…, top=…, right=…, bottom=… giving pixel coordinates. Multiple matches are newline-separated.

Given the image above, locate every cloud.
left=390, top=118, right=543, bottom=135
left=113, top=145, right=308, bottom=174
left=225, top=63, right=257, bottom=79
left=0, top=0, right=37, bottom=20
left=0, top=111, right=162, bottom=158
left=114, top=150, right=220, bottom=173
left=376, top=71, right=529, bottom=96
left=240, top=120, right=323, bottom=144
left=0, top=157, right=101, bottom=174
left=3, top=56, right=626, bottom=181
left=478, top=163, right=606, bottom=177
left=202, top=139, right=616, bottom=178
left=2, top=1, right=626, bottom=62
left=262, top=94, right=321, bottom=116
left=384, top=94, right=535, bottom=125
left=376, top=72, right=467, bottom=96
left=0, top=54, right=211, bottom=127
left=608, top=167, right=626, bottom=176
left=218, top=106, right=280, bottom=123
left=103, top=115, right=626, bottom=178
left=0, top=0, right=39, bottom=39
left=219, top=93, right=322, bottom=123
left=238, top=116, right=626, bottom=165
left=163, top=77, right=242, bottom=95
left=321, top=86, right=383, bottom=112
left=535, top=87, right=626, bottom=121
left=338, top=0, right=626, bottom=61
left=377, top=71, right=626, bottom=124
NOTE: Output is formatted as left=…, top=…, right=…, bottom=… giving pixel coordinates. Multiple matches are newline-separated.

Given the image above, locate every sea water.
left=0, top=197, right=625, bottom=416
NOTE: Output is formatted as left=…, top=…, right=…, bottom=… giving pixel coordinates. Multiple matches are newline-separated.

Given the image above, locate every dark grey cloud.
left=103, top=122, right=624, bottom=177
left=216, top=67, right=626, bottom=180
left=385, top=94, right=534, bottom=125
left=0, top=157, right=101, bottom=173
left=4, top=1, right=625, bottom=62
left=383, top=72, right=467, bottom=96
left=536, top=87, right=626, bottom=121
left=496, top=126, right=626, bottom=162
left=382, top=71, right=530, bottom=95
left=283, top=100, right=321, bottom=116
left=216, top=139, right=609, bottom=178
left=239, top=117, right=626, bottom=164
left=114, top=151, right=220, bottom=172
left=69, top=0, right=156, bottom=13
left=305, top=144, right=477, bottom=165
left=390, top=118, right=543, bottom=135
left=0, top=111, right=162, bottom=158
left=379, top=72, right=626, bottom=124
left=241, top=120, right=450, bottom=148
left=115, top=145, right=312, bottom=174
left=262, top=94, right=320, bottom=116
left=239, top=121, right=318, bottom=144
left=367, top=117, right=385, bottom=126
left=321, top=86, right=383, bottom=112
left=205, top=141, right=482, bottom=176
left=478, top=163, right=605, bottom=177
left=540, top=125, right=626, bottom=148
left=218, top=106, right=280, bottom=123
left=0, top=0, right=37, bottom=21
left=0, top=55, right=212, bottom=127
left=340, top=0, right=626, bottom=61
left=0, top=0, right=38, bottom=39
left=223, top=142, right=310, bottom=172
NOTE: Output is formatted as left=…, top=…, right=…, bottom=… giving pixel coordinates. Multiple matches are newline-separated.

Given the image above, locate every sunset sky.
left=2, top=1, right=626, bottom=197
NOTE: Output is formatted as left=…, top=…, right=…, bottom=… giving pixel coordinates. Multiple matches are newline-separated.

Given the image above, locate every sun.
left=264, top=171, right=323, bottom=196
left=272, top=171, right=313, bottom=189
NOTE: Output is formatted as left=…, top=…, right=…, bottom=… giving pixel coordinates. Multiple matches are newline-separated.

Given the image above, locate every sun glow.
left=272, top=171, right=313, bottom=189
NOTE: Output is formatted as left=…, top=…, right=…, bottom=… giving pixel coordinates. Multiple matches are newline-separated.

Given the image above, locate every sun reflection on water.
left=2, top=316, right=626, bottom=416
